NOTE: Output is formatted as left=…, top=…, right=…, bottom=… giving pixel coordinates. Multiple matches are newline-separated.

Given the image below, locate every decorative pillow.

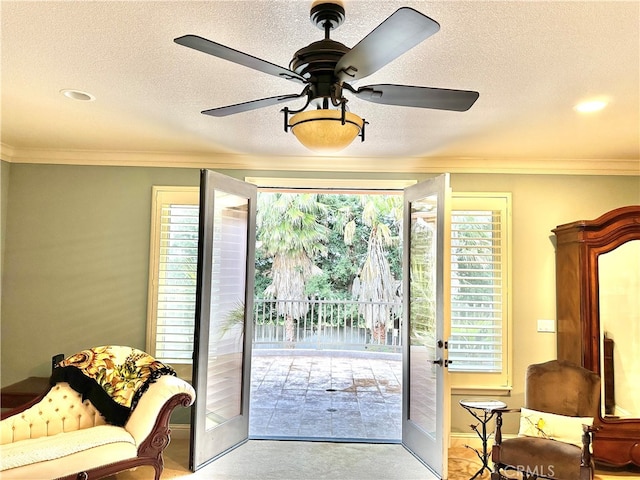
left=50, top=346, right=176, bottom=426
left=518, top=407, right=593, bottom=448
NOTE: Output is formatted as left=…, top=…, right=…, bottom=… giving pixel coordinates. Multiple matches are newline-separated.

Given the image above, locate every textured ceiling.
left=1, top=1, right=639, bottom=173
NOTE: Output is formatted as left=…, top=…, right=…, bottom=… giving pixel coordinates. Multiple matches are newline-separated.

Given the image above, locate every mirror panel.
left=599, top=240, right=640, bottom=418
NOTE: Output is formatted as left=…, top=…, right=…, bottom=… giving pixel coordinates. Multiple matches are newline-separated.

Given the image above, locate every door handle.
left=432, top=358, right=453, bottom=367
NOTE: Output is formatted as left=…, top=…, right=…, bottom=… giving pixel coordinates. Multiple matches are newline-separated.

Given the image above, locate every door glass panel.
left=409, top=195, right=438, bottom=437
left=205, top=191, right=249, bottom=429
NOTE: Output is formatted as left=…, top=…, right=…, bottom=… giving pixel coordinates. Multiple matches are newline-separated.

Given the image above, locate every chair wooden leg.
left=580, top=465, right=594, bottom=480
left=491, top=465, right=505, bottom=480
left=580, top=425, right=595, bottom=480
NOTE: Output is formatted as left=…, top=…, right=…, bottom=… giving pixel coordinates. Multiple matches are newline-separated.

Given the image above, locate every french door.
left=190, top=170, right=257, bottom=470
left=191, top=170, right=450, bottom=477
left=402, top=173, right=451, bottom=478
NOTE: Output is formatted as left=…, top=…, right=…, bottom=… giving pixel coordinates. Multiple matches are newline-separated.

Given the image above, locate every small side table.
left=459, top=398, right=507, bottom=479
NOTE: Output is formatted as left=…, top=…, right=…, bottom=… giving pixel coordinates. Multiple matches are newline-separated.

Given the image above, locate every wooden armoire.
left=553, top=205, right=640, bottom=467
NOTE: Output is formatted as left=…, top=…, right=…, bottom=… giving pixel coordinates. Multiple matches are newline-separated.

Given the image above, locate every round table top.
left=459, top=398, right=507, bottom=411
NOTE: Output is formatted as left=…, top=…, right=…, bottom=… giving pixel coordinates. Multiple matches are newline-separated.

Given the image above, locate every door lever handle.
left=432, top=358, right=453, bottom=367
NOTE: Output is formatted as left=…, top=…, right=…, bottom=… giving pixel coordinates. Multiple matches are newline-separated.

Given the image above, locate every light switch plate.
left=537, top=319, right=556, bottom=333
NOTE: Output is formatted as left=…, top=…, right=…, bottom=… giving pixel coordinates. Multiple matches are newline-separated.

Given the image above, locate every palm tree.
left=256, top=193, right=329, bottom=342
left=345, top=195, right=403, bottom=343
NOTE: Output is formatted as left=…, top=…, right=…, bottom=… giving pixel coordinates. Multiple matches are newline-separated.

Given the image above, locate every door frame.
left=189, top=173, right=451, bottom=477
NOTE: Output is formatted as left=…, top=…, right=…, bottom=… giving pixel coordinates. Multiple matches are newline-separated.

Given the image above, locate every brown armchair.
left=491, top=360, right=600, bottom=480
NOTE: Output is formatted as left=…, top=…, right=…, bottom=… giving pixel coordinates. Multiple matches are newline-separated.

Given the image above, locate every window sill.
left=452, top=385, right=512, bottom=397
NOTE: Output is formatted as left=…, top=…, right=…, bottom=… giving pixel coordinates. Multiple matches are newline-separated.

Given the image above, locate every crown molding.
left=1, top=143, right=638, bottom=176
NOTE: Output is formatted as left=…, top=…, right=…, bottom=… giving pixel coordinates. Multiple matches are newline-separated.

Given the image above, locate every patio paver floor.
left=249, top=351, right=402, bottom=441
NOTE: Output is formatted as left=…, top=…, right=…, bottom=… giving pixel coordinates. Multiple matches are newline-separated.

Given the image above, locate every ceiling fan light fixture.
left=288, top=109, right=364, bottom=153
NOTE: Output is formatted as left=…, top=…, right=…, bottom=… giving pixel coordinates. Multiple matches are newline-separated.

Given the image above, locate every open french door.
left=190, top=170, right=257, bottom=471
left=402, top=173, right=452, bottom=478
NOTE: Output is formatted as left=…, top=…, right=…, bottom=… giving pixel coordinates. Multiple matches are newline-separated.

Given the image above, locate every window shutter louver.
left=155, top=203, right=199, bottom=364
left=448, top=210, right=505, bottom=373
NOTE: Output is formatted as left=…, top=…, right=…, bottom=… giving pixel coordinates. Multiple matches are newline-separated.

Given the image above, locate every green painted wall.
left=1, top=162, right=638, bottom=434
left=1, top=164, right=198, bottom=385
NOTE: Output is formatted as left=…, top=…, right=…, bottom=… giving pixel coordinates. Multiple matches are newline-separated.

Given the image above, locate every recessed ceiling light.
left=574, top=98, right=608, bottom=113
left=60, top=89, right=95, bottom=101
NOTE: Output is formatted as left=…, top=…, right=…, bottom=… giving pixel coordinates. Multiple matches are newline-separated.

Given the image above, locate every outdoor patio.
left=249, top=350, right=402, bottom=441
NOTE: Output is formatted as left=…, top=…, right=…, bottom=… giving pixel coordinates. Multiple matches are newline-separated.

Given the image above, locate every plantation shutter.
left=448, top=199, right=508, bottom=374
left=147, top=187, right=199, bottom=369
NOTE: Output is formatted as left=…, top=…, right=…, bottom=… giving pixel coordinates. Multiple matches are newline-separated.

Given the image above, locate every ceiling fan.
left=174, top=2, right=479, bottom=151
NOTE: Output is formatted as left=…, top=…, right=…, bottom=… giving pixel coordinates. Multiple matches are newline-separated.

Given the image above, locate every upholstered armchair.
left=491, top=360, right=600, bottom=480
left=0, top=346, right=195, bottom=479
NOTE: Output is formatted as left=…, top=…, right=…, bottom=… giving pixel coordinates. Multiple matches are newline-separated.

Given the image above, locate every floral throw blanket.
left=50, top=346, right=176, bottom=426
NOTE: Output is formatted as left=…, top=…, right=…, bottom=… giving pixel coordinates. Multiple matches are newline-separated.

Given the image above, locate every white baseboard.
left=169, top=427, right=513, bottom=446
left=450, top=432, right=485, bottom=449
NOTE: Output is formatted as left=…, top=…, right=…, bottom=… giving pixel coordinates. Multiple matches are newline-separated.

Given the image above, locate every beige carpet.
left=105, top=437, right=640, bottom=480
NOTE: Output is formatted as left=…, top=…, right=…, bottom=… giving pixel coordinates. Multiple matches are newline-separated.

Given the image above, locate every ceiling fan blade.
left=202, top=93, right=305, bottom=117
left=354, top=84, right=479, bottom=112
left=175, top=35, right=307, bottom=86
left=335, top=8, right=440, bottom=82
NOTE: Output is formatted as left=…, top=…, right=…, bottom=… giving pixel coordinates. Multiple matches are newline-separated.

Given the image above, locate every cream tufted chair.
left=0, top=363, right=195, bottom=479
left=2, top=383, right=108, bottom=443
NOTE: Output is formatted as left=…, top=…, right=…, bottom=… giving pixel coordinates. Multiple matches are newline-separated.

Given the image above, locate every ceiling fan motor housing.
left=290, top=39, right=349, bottom=78
left=290, top=3, right=351, bottom=107
left=290, top=39, right=349, bottom=103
